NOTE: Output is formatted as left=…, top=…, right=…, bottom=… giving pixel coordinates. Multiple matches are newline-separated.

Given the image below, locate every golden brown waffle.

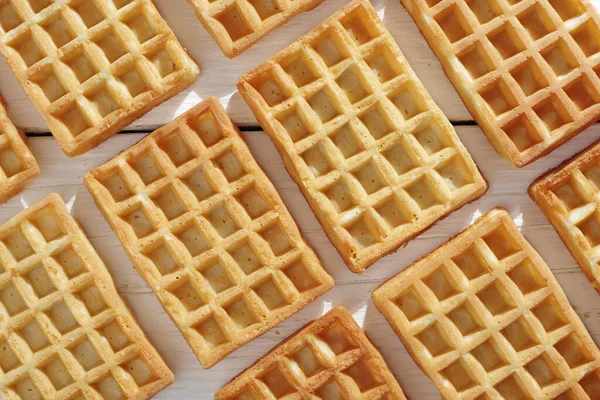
left=0, top=96, right=39, bottom=203
left=373, top=208, right=600, bottom=399
left=400, top=0, right=600, bottom=167
left=186, top=0, right=325, bottom=58
left=215, top=306, right=407, bottom=399
left=0, top=193, right=173, bottom=400
left=237, top=0, right=488, bottom=274
left=530, top=140, right=600, bottom=295
left=84, top=97, right=334, bottom=369
left=0, top=0, right=200, bottom=157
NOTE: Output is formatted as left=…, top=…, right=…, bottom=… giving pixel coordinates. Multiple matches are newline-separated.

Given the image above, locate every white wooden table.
left=2, top=0, right=600, bottom=398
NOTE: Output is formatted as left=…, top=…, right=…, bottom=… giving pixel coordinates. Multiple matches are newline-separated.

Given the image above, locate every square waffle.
left=237, top=0, right=488, bottom=274
left=530, top=140, right=600, bottom=294
left=215, top=306, right=407, bottom=399
left=84, top=97, right=334, bottom=369
left=0, top=96, right=39, bottom=203
left=0, top=0, right=200, bottom=157
left=0, top=193, right=173, bottom=400
left=372, top=208, right=600, bottom=399
left=186, top=0, right=325, bottom=58
left=400, top=0, right=600, bottom=167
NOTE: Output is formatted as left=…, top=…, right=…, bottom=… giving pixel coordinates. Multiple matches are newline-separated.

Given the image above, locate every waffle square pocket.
left=186, top=0, right=325, bottom=58
left=237, top=0, right=487, bottom=274
left=0, top=0, right=200, bottom=156
left=372, top=208, right=600, bottom=399
left=0, top=193, right=173, bottom=400
left=215, top=306, right=407, bottom=399
left=84, top=97, right=334, bottom=369
left=530, top=140, right=600, bottom=294
left=0, top=96, right=39, bottom=203
left=400, top=0, right=600, bottom=167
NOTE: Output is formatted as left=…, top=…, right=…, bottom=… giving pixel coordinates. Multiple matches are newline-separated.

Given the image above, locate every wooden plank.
left=4, top=0, right=599, bottom=132
left=1, top=124, right=600, bottom=398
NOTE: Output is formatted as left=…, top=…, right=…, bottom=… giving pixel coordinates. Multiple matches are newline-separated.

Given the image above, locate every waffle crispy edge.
left=0, top=0, right=200, bottom=157
left=0, top=96, right=39, bottom=203
left=373, top=207, right=600, bottom=399
left=399, top=0, right=600, bottom=167
left=237, top=0, right=488, bottom=274
left=529, top=139, right=600, bottom=294
left=215, top=306, right=407, bottom=399
left=0, top=193, right=173, bottom=400
left=84, top=97, right=334, bottom=369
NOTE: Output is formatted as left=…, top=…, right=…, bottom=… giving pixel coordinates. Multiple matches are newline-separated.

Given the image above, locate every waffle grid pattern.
left=0, top=0, right=200, bottom=156
left=0, top=193, right=173, bottom=400
left=85, top=97, right=334, bottom=369
left=373, top=208, right=600, bottom=399
left=215, top=306, right=407, bottom=400
left=530, top=140, right=600, bottom=295
left=186, top=0, right=325, bottom=58
left=237, top=0, right=487, bottom=274
left=0, top=97, right=39, bottom=203
left=401, top=0, right=600, bottom=167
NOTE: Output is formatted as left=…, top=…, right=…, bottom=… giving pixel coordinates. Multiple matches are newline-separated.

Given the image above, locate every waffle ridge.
left=84, top=97, right=334, bottom=369
left=0, top=193, right=173, bottom=400
left=400, top=0, right=600, bottom=167
left=215, top=306, right=408, bottom=399
left=186, top=0, right=325, bottom=58
left=0, top=96, right=39, bottom=203
left=237, top=0, right=488, bottom=274
left=0, top=0, right=200, bottom=157
left=372, top=208, right=600, bottom=399
left=530, top=140, right=600, bottom=295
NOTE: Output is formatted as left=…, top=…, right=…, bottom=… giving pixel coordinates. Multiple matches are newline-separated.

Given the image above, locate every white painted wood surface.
left=2, top=0, right=600, bottom=399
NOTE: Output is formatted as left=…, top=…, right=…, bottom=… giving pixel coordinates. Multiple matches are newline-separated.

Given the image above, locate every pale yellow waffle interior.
left=0, top=100, right=38, bottom=202
left=215, top=307, right=407, bottom=399
left=408, top=0, right=600, bottom=166
left=85, top=99, right=333, bottom=368
left=0, top=194, right=172, bottom=400
left=530, top=142, right=600, bottom=293
left=0, top=0, right=199, bottom=155
left=186, top=0, right=325, bottom=58
left=373, top=209, right=600, bottom=399
left=238, top=0, right=486, bottom=273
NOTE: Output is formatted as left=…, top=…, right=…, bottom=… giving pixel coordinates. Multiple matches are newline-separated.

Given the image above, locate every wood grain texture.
left=0, top=123, right=598, bottom=399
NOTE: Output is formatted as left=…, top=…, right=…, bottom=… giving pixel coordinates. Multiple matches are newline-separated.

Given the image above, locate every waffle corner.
left=237, top=0, right=487, bottom=274
left=0, top=193, right=174, bottom=400
left=0, top=0, right=200, bottom=157
left=399, top=0, right=600, bottom=167
left=529, top=139, right=600, bottom=294
left=85, top=97, right=334, bottom=369
left=0, top=97, right=39, bottom=203
left=373, top=207, right=600, bottom=399
left=215, top=305, right=407, bottom=399
left=186, top=0, right=325, bottom=58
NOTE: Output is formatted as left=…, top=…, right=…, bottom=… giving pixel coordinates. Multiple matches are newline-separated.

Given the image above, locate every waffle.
left=0, top=193, right=173, bottom=400
left=0, top=96, right=39, bottom=203
left=400, top=0, right=600, bottom=167
left=237, top=0, right=488, bottom=274
left=186, top=0, right=325, bottom=58
left=215, top=306, right=407, bottom=399
left=84, top=97, right=334, bottom=369
left=372, top=208, right=600, bottom=399
left=529, top=140, right=600, bottom=295
left=0, top=0, right=200, bottom=157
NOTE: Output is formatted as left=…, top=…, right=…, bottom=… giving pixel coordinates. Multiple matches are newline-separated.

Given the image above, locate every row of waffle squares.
left=0, top=0, right=597, bottom=161
left=0, top=0, right=600, bottom=398
left=3, top=195, right=600, bottom=399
